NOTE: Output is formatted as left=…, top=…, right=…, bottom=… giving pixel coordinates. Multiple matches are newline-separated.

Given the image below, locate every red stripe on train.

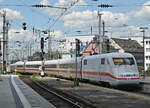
left=15, top=68, right=139, bottom=80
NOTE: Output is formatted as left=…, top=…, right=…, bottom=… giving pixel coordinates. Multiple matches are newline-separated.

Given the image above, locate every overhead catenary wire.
left=48, top=0, right=80, bottom=29
left=0, top=4, right=67, bottom=9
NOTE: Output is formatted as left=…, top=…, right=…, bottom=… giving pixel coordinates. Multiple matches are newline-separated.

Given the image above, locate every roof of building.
left=145, top=37, right=150, bottom=39
left=112, top=38, right=143, bottom=53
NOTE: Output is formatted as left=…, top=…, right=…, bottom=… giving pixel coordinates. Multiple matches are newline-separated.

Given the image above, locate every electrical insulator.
left=32, top=4, right=45, bottom=8
left=98, top=4, right=113, bottom=8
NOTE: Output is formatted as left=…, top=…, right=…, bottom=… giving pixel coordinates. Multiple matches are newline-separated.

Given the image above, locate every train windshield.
left=113, top=58, right=135, bottom=65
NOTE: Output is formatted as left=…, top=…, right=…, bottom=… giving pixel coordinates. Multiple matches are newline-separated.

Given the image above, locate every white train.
left=11, top=52, right=140, bottom=86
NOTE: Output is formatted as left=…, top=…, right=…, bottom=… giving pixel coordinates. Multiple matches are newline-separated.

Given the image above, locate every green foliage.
left=47, top=74, right=52, bottom=77
left=146, top=66, right=150, bottom=76
left=32, top=73, right=40, bottom=82
left=47, top=74, right=55, bottom=77
left=1, top=64, right=6, bottom=74
left=12, top=71, right=20, bottom=75
left=146, top=66, right=150, bottom=72
left=56, top=78, right=60, bottom=81
left=138, top=66, right=142, bottom=75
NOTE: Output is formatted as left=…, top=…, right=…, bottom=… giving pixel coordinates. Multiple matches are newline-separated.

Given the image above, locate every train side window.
left=84, top=59, right=87, bottom=65
left=101, top=58, right=105, bottom=64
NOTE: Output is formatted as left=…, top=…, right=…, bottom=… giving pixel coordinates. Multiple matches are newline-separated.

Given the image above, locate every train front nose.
left=115, top=73, right=140, bottom=86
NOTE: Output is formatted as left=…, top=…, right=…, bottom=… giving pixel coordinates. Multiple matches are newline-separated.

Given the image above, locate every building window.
left=146, top=56, right=148, bottom=60
left=146, top=48, right=150, bottom=52
left=146, top=56, right=150, bottom=60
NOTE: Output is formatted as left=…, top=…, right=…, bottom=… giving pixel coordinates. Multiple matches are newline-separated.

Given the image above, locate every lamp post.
left=98, top=11, right=103, bottom=54
left=140, top=27, right=148, bottom=79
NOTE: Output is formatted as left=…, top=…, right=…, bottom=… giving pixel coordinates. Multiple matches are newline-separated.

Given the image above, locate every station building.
left=120, top=36, right=150, bottom=71
left=145, top=37, right=150, bottom=71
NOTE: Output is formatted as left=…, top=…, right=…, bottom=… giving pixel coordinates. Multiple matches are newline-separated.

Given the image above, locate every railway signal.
left=75, top=39, right=81, bottom=57
left=106, top=39, right=110, bottom=53
left=40, top=37, right=45, bottom=77
left=75, top=39, right=81, bottom=86
left=0, top=40, right=1, bottom=56
left=22, top=22, right=27, bottom=30
left=41, top=37, right=44, bottom=50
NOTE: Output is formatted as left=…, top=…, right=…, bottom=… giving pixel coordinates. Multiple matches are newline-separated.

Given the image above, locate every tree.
left=146, top=66, right=150, bottom=76
left=138, top=66, right=142, bottom=76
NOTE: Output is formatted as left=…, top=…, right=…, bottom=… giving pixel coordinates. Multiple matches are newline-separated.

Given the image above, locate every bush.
left=47, top=74, right=55, bottom=77
left=1, top=64, right=6, bottom=74
left=138, top=66, right=142, bottom=76
left=12, top=72, right=19, bottom=75
left=32, top=73, right=40, bottom=82
left=146, top=66, right=150, bottom=76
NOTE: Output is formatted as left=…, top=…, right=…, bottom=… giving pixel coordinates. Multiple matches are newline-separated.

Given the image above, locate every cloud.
left=40, top=0, right=49, bottom=5
left=63, top=10, right=96, bottom=28
left=102, top=11, right=129, bottom=26
left=0, top=8, right=23, bottom=20
left=9, top=29, right=34, bottom=41
left=62, top=10, right=129, bottom=29
left=40, top=0, right=87, bottom=16
left=8, top=29, right=62, bottom=44
left=40, top=0, right=149, bottom=38
left=129, top=1, right=150, bottom=20
left=0, top=9, right=23, bottom=32
left=53, top=30, right=62, bottom=38
left=0, top=0, right=3, bottom=3
left=108, top=25, right=141, bottom=37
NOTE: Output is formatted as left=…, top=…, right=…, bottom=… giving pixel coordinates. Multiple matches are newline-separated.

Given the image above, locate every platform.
left=0, top=75, right=55, bottom=108
left=139, top=77, right=150, bottom=83
left=38, top=77, right=150, bottom=108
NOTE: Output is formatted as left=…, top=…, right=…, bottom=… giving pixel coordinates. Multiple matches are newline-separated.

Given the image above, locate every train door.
left=99, top=58, right=111, bottom=80
left=99, top=58, right=105, bottom=81
left=81, top=58, right=89, bottom=80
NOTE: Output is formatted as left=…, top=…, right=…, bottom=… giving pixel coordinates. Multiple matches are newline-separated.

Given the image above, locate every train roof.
left=59, top=58, right=76, bottom=64
left=103, top=52, right=133, bottom=57
left=11, top=53, right=134, bottom=65
left=26, top=61, right=41, bottom=65
left=45, top=58, right=76, bottom=64
left=11, top=61, right=24, bottom=66
left=82, top=52, right=134, bottom=59
left=45, top=59, right=59, bottom=64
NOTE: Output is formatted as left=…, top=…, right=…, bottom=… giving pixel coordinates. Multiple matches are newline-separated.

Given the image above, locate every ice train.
left=11, top=52, right=140, bottom=86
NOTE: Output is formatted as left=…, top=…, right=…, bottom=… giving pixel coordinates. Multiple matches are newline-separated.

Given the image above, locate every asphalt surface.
left=38, top=77, right=150, bottom=108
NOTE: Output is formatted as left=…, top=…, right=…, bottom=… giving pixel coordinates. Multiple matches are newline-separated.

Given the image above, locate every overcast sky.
left=0, top=0, right=150, bottom=45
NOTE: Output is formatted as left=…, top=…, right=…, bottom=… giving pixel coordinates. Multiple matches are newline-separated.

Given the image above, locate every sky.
left=1, top=0, right=150, bottom=55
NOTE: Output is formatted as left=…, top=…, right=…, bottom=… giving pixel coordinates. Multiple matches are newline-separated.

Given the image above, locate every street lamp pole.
left=140, top=27, right=148, bottom=79
left=2, top=10, right=7, bottom=74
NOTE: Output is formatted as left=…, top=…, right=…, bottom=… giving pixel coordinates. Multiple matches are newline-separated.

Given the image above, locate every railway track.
left=20, top=75, right=97, bottom=108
